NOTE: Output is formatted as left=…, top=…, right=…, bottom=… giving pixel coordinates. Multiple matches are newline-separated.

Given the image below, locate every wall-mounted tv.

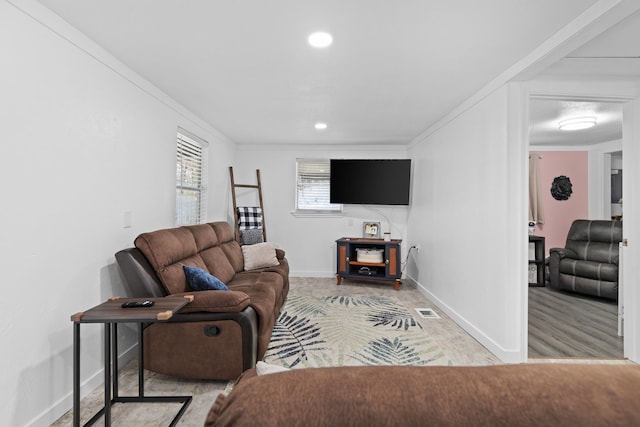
left=330, top=159, right=411, bottom=205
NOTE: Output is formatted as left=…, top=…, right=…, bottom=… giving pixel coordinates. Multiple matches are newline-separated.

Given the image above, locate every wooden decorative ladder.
left=229, top=166, right=267, bottom=243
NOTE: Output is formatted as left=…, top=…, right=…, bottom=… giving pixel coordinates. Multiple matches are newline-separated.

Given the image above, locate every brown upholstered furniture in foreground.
left=115, top=221, right=289, bottom=380
left=206, top=364, right=640, bottom=426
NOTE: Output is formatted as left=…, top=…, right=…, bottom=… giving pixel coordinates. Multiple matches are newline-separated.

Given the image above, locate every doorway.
left=527, top=97, right=624, bottom=359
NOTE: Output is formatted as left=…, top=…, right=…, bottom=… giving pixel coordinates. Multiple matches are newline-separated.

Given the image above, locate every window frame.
left=294, top=158, right=342, bottom=214
left=175, top=128, right=208, bottom=226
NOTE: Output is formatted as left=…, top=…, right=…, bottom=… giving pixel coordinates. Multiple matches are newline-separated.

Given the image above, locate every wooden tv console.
left=335, top=237, right=402, bottom=290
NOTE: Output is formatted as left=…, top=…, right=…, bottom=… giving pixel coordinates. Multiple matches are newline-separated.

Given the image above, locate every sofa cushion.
left=250, top=258, right=289, bottom=305
left=559, top=259, right=619, bottom=282
left=135, top=227, right=198, bottom=268
left=200, top=246, right=237, bottom=284
left=159, top=256, right=207, bottom=294
left=228, top=271, right=283, bottom=359
left=242, top=242, right=279, bottom=271
left=220, top=241, right=244, bottom=273
left=565, top=219, right=622, bottom=263
left=230, top=271, right=283, bottom=320
left=185, top=223, right=219, bottom=250
left=240, top=228, right=264, bottom=245
left=567, top=241, right=620, bottom=263
left=211, top=222, right=235, bottom=243
left=183, top=265, right=229, bottom=291
left=135, top=227, right=204, bottom=294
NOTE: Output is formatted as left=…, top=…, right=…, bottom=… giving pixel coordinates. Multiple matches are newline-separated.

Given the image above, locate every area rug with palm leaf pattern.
left=263, top=295, right=453, bottom=368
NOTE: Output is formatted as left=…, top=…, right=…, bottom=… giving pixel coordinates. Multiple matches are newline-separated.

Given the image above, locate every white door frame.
left=524, top=82, right=639, bottom=362
left=621, top=98, right=640, bottom=360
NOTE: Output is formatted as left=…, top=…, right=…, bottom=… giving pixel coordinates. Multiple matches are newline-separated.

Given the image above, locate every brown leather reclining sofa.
left=115, top=221, right=289, bottom=380
left=549, top=219, right=622, bottom=301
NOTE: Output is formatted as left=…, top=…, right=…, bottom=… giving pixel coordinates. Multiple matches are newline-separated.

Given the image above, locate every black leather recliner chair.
left=548, top=219, right=622, bottom=301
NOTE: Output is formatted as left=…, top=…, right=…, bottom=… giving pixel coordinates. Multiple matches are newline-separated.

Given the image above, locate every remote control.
left=121, top=300, right=154, bottom=308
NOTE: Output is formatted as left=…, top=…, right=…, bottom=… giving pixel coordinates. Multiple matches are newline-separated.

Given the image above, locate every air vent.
left=415, top=308, right=440, bottom=319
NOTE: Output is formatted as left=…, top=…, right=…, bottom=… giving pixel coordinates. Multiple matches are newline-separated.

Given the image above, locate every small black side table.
left=528, top=235, right=546, bottom=287
left=71, top=295, right=193, bottom=427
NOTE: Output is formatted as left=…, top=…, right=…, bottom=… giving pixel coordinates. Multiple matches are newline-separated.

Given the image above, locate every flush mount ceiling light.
left=558, top=116, right=597, bottom=131
left=308, top=32, right=333, bottom=48
left=314, top=122, right=328, bottom=130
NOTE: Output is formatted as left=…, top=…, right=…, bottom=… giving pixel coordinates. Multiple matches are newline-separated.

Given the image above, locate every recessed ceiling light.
left=308, top=32, right=333, bottom=48
left=558, top=116, right=597, bottom=131
left=314, top=122, right=328, bottom=130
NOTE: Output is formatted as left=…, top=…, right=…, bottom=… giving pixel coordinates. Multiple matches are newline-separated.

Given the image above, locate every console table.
left=336, top=237, right=402, bottom=290
left=71, top=296, right=193, bottom=427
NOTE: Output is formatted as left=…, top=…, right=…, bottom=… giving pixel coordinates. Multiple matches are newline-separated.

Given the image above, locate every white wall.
left=586, top=139, right=623, bottom=219
left=233, top=145, right=409, bottom=277
left=0, top=3, right=234, bottom=426
left=406, top=85, right=527, bottom=362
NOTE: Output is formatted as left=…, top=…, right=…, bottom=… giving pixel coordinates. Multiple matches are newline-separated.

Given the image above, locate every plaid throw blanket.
left=237, top=207, right=262, bottom=230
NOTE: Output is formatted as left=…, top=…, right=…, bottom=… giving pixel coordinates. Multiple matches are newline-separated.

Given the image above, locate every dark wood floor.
left=528, top=286, right=623, bottom=359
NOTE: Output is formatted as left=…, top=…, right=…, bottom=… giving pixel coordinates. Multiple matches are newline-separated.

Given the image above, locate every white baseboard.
left=407, top=274, right=522, bottom=364
left=29, top=344, right=138, bottom=427
left=290, top=270, right=335, bottom=278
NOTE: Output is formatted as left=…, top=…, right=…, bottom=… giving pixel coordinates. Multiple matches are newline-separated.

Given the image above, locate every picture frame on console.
left=362, top=222, right=380, bottom=238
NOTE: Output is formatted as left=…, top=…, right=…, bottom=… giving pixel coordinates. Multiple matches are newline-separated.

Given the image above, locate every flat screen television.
left=330, top=159, right=411, bottom=205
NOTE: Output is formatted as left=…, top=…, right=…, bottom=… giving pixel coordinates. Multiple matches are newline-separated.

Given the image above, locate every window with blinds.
left=295, top=159, right=341, bottom=212
left=176, top=129, right=208, bottom=225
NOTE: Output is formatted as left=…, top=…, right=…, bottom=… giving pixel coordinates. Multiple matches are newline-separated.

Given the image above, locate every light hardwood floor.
left=528, top=286, right=623, bottom=359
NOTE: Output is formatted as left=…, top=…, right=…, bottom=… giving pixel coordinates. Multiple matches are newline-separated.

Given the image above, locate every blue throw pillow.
left=183, top=265, right=229, bottom=291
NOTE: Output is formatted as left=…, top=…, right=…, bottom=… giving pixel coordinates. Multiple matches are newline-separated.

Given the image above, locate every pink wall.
left=531, top=151, right=589, bottom=256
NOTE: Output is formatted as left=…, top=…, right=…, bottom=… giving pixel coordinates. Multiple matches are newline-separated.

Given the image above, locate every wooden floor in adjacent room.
left=528, top=286, right=624, bottom=359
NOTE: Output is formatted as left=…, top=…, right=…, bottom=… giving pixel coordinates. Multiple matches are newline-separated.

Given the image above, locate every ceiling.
left=530, top=7, right=640, bottom=147
left=529, top=99, right=623, bottom=146
left=35, top=0, right=640, bottom=146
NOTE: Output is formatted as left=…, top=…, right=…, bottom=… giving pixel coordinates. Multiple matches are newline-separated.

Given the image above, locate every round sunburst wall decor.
left=551, top=175, right=573, bottom=200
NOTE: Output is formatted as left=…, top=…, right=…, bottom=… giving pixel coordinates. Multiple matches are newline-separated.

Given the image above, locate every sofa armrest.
left=115, top=248, right=168, bottom=298
left=172, top=290, right=250, bottom=313
left=549, top=247, right=578, bottom=259
left=275, top=248, right=286, bottom=260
